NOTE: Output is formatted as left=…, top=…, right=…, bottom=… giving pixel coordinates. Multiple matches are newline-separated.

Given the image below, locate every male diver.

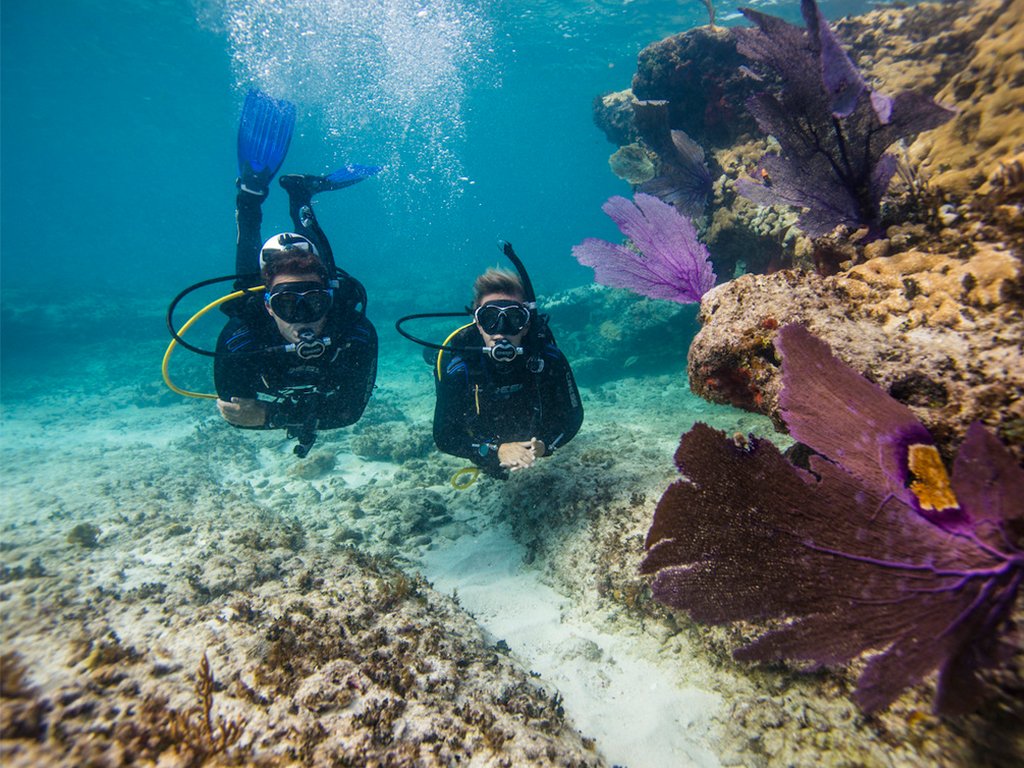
left=214, top=89, right=378, bottom=457
left=398, top=245, right=583, bottom=478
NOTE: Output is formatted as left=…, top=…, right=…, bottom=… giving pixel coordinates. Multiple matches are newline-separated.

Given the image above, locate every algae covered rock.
left=545, top=284, right=700, bottom=385
left=631, top=24, right=757, bottom=148
left=687, top=248, right=1024, bottom=459
left=67, top=522, right=101, bottom=548
left=351, top=421, right=433, bottom=463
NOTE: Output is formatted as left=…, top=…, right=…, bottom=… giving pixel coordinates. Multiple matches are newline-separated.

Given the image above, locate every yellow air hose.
left=450, top=466, right=481, bottom=490
left=162, top=286, right=264, bottom=399
left=435, top=322, right=475, bottom=380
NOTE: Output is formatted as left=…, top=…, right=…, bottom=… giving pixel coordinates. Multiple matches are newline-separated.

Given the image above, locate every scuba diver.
left=396, top=243, right=583, bottom=479
left=165, top=89, right=378, bottom=457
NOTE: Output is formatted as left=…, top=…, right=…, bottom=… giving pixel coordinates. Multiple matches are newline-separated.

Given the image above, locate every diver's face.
left=475, top=292, right=529, bottom=348
left=266, top=272, right=329, bottom=342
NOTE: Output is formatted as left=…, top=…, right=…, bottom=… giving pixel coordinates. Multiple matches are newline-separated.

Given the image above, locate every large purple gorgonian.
left=734, top=0, right=954, bottom=239
left=641, top=324, right=1023, bottom=714
left=572, top=193, right=716, bottom=303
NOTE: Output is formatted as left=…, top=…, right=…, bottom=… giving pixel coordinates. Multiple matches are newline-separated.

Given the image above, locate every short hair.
left=261, top=252, right=328, bottom=285
left=472, top=268, right=524, bottom=308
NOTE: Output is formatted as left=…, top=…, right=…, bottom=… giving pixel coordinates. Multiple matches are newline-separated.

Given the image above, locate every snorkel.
left=395, top=240, right=546, bottom=364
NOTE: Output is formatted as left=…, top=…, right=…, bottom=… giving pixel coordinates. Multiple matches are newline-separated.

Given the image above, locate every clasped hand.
left=217, top=397, right=267, bottom=427
left=498, top=438, right=546, bottom=472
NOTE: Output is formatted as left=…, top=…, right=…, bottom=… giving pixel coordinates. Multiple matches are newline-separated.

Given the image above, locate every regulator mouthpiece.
left=291, top=328, right=329, bottom=360
left=484, top=339, right=523, bottom=363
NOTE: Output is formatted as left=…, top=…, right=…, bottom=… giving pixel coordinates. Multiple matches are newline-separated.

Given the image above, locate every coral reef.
left=0, top=652, right=48, bottom=742
left=166, top=653, right=248, bottom=762
left=905, top=0, right=1024, bottom=198
left=351, top=421, right=433, bottom=464
left=470, top=376, right=1005, bottom=767
left=544, top=284, right=701, bottom=385
left=592, top=90, right=638, bottom=146
left=592, top=0, right=1019, bottom=284
left=0, top=547, right=602, bottom=767
left=633, top=113, right=713, bottom=218
left=733, top=0, right=955, bottom=240
left=0, top=408, right=605, bottom=767
left=629, top=25, right=758, bottom=149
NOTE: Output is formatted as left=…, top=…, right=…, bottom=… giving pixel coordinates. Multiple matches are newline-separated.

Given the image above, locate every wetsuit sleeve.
left=537, top=350, right=584, bottom=453
left=214, top=319, right=269, bottom=429
left=433, top=359, right=503, bottom=473
left=314, top=314, right=378, bottom=429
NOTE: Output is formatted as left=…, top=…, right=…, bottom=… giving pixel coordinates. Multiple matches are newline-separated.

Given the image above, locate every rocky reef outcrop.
left=689, top=241, right=1022, bottom=460
left=591, top=0, right=1023, bottom=282
left=588, top=0, right=1024, bottom=462
left=544, top=284, right=701, bottom=386
left=683, top=0, right=1024, bottom=461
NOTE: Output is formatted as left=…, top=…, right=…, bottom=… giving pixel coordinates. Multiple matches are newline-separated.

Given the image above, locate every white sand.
left=418, top=514, right=723, bottom=768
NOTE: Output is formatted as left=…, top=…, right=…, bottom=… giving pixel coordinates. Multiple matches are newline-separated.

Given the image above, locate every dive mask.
left=474, top=301, right=530, bottom=336
left=266, top=281, right=334, bottom=324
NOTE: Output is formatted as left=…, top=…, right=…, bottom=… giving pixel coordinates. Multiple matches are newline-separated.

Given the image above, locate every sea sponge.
left=608, top=143, right=657, bottom=184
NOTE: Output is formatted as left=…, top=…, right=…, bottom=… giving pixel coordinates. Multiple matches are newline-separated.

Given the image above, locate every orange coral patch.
left=907, top=443, right=959, bottom=512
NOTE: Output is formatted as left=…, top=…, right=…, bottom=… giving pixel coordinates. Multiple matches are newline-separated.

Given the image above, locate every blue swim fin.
left=324, top=163, right=382, bottom=189
left=237, top=88, right=297, bottom=195
left=279, top=164, right=382, bottom=198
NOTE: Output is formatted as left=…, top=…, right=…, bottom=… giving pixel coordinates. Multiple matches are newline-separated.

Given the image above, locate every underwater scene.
left=1, top=0, right=1022, bottom=765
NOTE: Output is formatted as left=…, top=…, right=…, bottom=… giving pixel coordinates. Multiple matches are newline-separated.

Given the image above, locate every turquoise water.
left=2, top=0, right=871, bottom=382
left=5, top=2, right=989, bottom=765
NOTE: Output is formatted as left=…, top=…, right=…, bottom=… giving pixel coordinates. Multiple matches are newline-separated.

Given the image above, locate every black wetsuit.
left=433, top=325, right=584, bottom=476
left=214, top=305, right=376, bottom=433
left=214, top=186, right=377, bottom=438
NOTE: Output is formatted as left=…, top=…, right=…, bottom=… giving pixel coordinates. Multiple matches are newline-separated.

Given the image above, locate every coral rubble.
left=0, top=426, right=603, bottom=767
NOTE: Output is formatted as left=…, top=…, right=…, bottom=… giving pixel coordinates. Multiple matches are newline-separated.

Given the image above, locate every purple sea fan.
left=632, top=100, right=713, bottom=218
left=572, top=193, right=716, bottom=303
left=641, top=324, right=1023, bottom=715
left=733, top=0, right=954, bottom=239
left=638, top=129, right=714, bottom=218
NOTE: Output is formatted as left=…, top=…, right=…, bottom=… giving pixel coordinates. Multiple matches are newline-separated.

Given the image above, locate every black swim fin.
left=237, top=88, right=297, bottom=196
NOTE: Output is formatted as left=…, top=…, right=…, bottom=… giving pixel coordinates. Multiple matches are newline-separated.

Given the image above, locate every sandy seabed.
left=0, top=340, right=975, bottom=767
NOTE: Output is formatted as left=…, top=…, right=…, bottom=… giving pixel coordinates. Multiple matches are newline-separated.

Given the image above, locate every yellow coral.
left=842, top=245, right=1018, bottom=329
left=910, top=0, right=1024, bottom=197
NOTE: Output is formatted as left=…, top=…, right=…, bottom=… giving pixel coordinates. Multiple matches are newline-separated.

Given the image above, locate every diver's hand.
left=498, top=438, right=545, bottom=472
left=217, top=397, right=267, bottom=427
